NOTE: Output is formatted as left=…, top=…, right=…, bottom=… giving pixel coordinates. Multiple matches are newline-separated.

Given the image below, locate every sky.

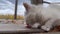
left=0, top=0, right=31, bottom=16
left=0, top=0, right=60, bottom=16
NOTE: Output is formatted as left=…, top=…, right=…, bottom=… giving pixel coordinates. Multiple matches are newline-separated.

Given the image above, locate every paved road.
left=0, top=24, right=41, bottom=33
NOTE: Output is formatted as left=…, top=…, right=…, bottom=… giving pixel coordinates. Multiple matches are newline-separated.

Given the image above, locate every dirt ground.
left=49, top=26, right=60, bottom=32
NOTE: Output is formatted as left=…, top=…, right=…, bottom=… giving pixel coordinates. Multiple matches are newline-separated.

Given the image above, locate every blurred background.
left=0, top=0, right=60, bottom=20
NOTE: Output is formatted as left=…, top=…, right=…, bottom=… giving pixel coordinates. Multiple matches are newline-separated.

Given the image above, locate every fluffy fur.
left=23, top=3, right=60, bottom=31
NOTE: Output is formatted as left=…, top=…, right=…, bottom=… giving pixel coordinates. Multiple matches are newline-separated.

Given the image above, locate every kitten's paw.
left=41, top=26, right=50, bottom=31
left=32, top=23, right=40, bottom=28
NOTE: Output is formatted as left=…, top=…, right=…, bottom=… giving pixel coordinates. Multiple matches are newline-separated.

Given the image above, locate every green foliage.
left=0, top=14, right=24, bottom=20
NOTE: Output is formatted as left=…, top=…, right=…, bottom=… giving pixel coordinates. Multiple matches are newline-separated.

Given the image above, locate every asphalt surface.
left=0, top=24, right=41, bottom=33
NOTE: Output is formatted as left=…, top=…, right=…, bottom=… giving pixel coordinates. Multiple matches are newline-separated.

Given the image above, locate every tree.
left=14, top=0, right=18, bottom=19
left=31, top=0, right=43, bottom=5
left=31, top=0, right=50, bottom=5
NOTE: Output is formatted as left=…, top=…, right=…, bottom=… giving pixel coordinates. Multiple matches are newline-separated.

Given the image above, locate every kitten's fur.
left=23, top=3, right=60, bottom=31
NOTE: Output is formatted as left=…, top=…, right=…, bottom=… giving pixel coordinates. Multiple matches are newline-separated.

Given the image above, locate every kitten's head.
left=23, top=3, right=43, bottom=27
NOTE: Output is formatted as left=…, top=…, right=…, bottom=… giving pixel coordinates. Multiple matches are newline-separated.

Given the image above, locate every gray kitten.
left=23, top=3, right=60, bottom=31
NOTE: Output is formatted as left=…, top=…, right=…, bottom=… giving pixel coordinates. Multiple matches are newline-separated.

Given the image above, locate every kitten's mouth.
left=26, top=23, right=41, bottom=29
left=26, top=24, right=32, bottom=28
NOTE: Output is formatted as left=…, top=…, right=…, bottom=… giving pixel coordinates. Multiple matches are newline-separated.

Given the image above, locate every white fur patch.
left=41, top=26, right=50, bottom=31
left=32, top=23, right=40, bottom=28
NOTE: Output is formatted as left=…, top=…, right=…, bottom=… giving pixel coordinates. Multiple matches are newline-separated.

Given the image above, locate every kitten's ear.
left=23, top=3, right=31, bottom=11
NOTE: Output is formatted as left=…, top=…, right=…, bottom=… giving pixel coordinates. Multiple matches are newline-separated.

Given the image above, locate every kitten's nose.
left=26, top=24, right=32, bottom=28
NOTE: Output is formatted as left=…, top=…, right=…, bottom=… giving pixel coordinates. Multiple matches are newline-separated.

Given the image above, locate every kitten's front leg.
left=41, top=19, right=56, bottom=31
left=32, top=23, right=40, bottom=28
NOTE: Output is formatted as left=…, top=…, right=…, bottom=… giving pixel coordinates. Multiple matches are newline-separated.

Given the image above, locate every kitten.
left=23, top=3, right=60, bottom=31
